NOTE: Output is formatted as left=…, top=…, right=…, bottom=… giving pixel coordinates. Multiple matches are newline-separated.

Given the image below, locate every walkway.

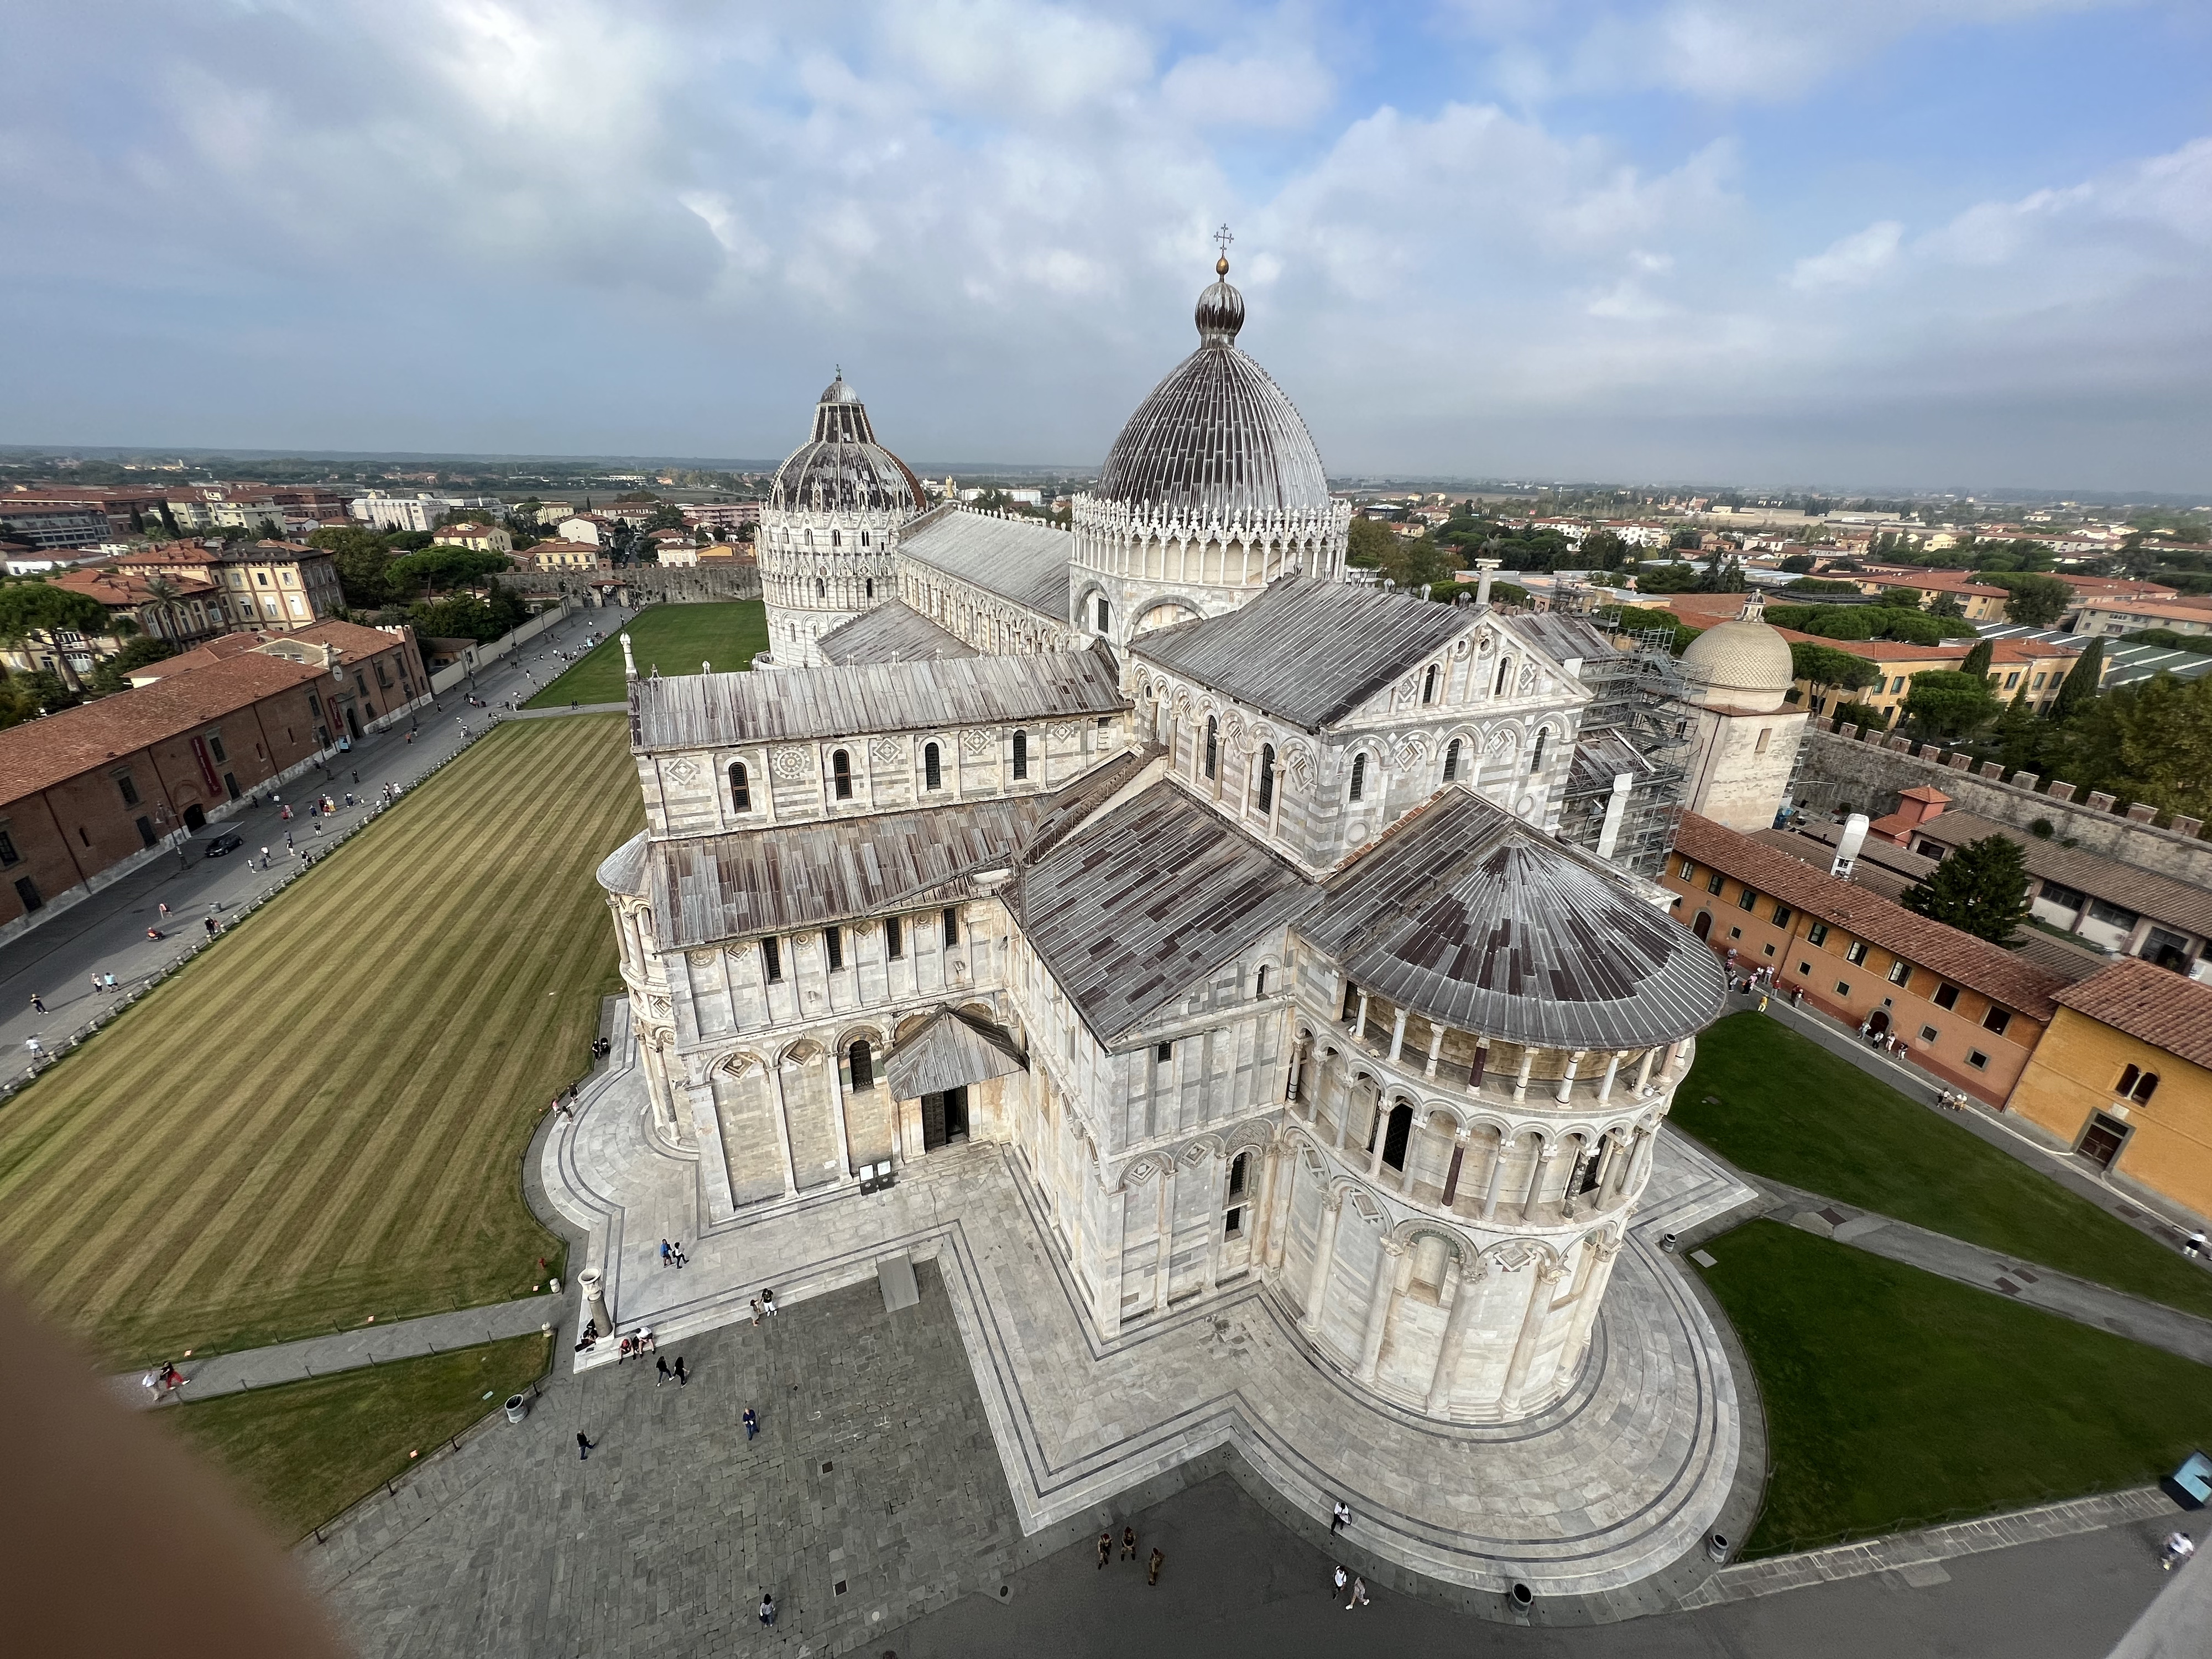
left=520, top=1024, right=1764, bottom=1610
left=0, top=607, right=639, bottom=1077
left=110, top=1291, right=567, bottom=1408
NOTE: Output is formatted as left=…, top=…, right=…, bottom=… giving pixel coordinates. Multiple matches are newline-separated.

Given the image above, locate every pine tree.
left=2050, top=638, right=2104, bottom=721
left=1902, top=834, right=2032, bottom=945
left=1959, top=638, right=1994, bottom=681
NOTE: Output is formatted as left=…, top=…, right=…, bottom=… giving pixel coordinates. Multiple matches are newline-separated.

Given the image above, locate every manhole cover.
left=1995, top=1278, right=2020, bottom=1295
left=822, top=1460, right=834, bottom=1473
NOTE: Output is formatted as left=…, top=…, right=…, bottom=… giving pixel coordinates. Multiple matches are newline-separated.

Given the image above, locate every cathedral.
left=596, top=249, right=1781, bottom=1423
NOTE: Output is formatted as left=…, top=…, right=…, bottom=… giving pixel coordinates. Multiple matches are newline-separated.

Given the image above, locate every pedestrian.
left=655, top=1357, right=671, bottom=1385
left=743, top=1406, right=758, bottom=1439
left=158, top=902, right=169, bottom=922
left=758, top=1592, right=776, bottom=1627
left=672, top=1240, right=687, bottom=1269
left=749, top=1297, right=763, bottom=1327
left=1147, top=1546, right=1165, bottom=1587
left=1331, top=1499, right=1350, bottom=1534
left=285, top=831, right=294, bottom=849
left=203, top=917, right=217, bottom=940
left=1333, top=1563, right=1348, bottom=1601
left=352, top=770, right=359, bottom=785
left=2186, top=1231, right=2207, bottom=1261
left=90, top=973, right=102, bottom=994
left=102, top=973, right=115, bottom=990
left=1121, top=1525, right=1137, bottom=1561
left=674, top=1355, right=687, bottom=1385
left=1756, top=993, right=1768, bottom=1014
left=577, top=1431, right=594, bottom=1460
left=1348, top=1576, right=1369, bottom=1610
left=660, top=1239, right=672, bottom=1268
left=1097, top=1531, right=1113, bottom=1569
left=761, top=1286, right=778, bottom=1315
left=29, top=992, right=44, bottom=1014
left=2161, top=1530, right=2195, bottom=1571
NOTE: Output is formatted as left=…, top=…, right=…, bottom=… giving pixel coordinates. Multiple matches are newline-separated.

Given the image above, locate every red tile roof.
left=1672, top=812, right=2070, bottom=1021
left=2052, top=957, right=2212, bottom=1071
left=51, top=567, right=217, bottom=607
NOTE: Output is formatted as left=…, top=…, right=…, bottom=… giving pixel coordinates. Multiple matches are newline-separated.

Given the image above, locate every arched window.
left=1495, top=657, right=1512, bottom=696
left=849, top=1040, right=874, bottom=1091
left=1444, top=738, right=1462, bottom=781
left=924, top=743, right=942, bottom=790
left=861, top=532, right=870, bottom=549
left=729, top=761, right=751, bottom=812
left=1530, top=729, right=1548, bottom=773
left=2117, top=1065, right=2159, bottom=1103
left=1204, top=716, right=1218, bottom=780
left=1094, top=594, right=1110, bottom=633
left=1422, top=664, right=1439, bottom=703
left=1254, top=964, right=1269, bottom=998
left=1012, top=730, right=1029, bottom=780
left=1256, top=743, right=1276, bottom=814
left=1228, top=1152, right=1248, bottom=1198
left=831, top=530, right=841, bottom=547
left=1381, top=1102, right=1415, bottom=1171
left=865, top=577, right=874, bottom=598
left=814, top=577, right=826, bottom=597
left=832, top=749, right=853, bottom=800
left=1349, top=753, right=1367, bottom=803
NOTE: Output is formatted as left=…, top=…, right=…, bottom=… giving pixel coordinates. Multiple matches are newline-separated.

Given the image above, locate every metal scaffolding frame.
left=1557, top=623, right=1697, bottom=876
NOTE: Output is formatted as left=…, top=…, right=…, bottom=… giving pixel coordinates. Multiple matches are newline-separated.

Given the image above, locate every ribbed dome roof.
left=769, top=373, right=924, bottom=515
left=1680, top=596, right=1794, bottom=711
left=1095, top=257, right=1331, bottom=518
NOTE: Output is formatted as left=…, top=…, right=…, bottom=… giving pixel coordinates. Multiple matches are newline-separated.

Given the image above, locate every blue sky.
left=2, top=1, right=2206, bottom=492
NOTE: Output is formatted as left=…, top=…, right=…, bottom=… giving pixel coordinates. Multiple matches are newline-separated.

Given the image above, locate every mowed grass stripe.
left=0, top=716, right=639, bottom=1365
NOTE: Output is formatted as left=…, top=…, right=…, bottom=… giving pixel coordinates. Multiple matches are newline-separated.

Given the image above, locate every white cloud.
left=1788, top=221, right=1903, bottom=290
left=1160, top=48, right=1333, bottom=127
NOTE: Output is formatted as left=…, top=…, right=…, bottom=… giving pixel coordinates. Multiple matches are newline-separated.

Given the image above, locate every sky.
left=2, top=1, right=2208, bottom=493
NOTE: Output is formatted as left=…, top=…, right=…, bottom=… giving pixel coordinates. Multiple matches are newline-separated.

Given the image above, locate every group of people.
left=659, top=1238, right=689, bottom=1270
left=1330, top=1563, right=1371, bottom=1610
left=589, top=1035, right=613, bottom=1060
left=1095, top=1526, right=1166, bottom=1585
left=138, top=1361, right=186, bottom=1397
left=1857, top=1019, right=1911, bottom=1057
left=748, top=1288, right=778, bottom=1324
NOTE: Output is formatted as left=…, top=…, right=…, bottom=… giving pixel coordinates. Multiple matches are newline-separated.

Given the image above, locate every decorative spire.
left=1196, top=225, right=1245, bottom=346
left=1214, top=222, right=1233, bottom=277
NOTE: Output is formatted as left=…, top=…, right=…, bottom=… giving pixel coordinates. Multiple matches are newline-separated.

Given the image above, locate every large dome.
left=1094, top=257, right=1331, bottom=518
left=1679, top=596, right=1795, bottom=711
left=769, top=372, right=925, bottom=515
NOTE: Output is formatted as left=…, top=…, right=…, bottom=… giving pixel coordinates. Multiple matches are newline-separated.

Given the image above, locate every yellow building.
left=2007, top=957, right=2212, bottom=1226
left=531, top=539, right=601, bottom=572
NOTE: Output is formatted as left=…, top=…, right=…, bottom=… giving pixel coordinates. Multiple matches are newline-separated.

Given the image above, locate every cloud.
left=1789, top=221, right=1903, bottom=290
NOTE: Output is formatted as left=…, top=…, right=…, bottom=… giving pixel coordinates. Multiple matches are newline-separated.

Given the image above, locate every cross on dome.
left=1213, top=222, right=1233, bottom=275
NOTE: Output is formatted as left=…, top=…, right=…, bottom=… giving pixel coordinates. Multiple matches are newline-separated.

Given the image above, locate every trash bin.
left=504, top=1394, right=528, bottom=1425
left=547, top=1275, right=561, bottom=1296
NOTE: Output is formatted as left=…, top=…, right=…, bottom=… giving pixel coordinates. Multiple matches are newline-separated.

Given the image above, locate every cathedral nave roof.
left=1131, top=577, right=1475, bottom=731
left=897, top=505, right=1076, bottom=623
left=815, top=601, right=979, bottom=666
left=630, top=640, right=1121, bottom=750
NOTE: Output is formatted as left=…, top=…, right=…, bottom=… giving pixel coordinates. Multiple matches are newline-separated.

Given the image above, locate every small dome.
left=1680, top=598, right=1794, bottom=711
left=1094, top=253, right=1330, bottom=519
left=770, top=373, right=924, bottom=515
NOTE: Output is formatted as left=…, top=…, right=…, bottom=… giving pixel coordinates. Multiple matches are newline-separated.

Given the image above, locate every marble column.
left=1302, top=1192, right=1343, bottom=1334
left=1480, top=1131, right=1517, bottom=1222
left=1552, top=1050, right=1584, bottom=1105
left=1499, top=1260, right=1569, bottom=1413
left=684, top=1079, right=737, bottom=1220
left=1154, top=1157, right=1178, bottom=1315
left=1599, top=1131, right=1633, bottom=1206
left=1388, top=1007, right=1408, bottom=1063
left=1511, top=1049, right=1535, bottom=1104
left=1423, top=1024, right=1446, bottom=1079
left=1098, top=1183, right=1128, bottom=1338
left=1425, top=1249, right=1485, bottom=1416
left=1597, top=1051, right=1622, bottom=1104
left=768, top=1060, right=800, bottom=1197
left=1366, top=1104, right=1390, bottom=1180
left=1355, top=1240, right=1408, bottom=1383
left=1264, top=1145, right=1295, bottom=1272
left=1519, top=1135, right=1556, bottom=1222
left=1633, top=1047, right=1657, bottom=1092
left=1399, top=1118, right=1423, bottom=1197
left=1333, top=1066, right=1356, bottom=1152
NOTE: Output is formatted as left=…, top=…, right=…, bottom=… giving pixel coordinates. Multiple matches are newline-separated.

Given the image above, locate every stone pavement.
left=531, top=1026, right=1763, bottom=1609
left=0, top=605, right=641, bottom=1077
left=109, top=1291, right=567, bottom=1409
left=1759, top=1178, right=2212, bottom=1367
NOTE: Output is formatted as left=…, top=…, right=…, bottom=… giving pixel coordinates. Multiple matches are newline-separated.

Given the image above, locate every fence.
left=427, top=597, right=578, bottom=696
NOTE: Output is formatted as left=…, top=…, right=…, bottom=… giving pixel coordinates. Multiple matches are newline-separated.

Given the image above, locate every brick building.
left=0, top=619, right=427, bottom=941
left=1662, top=812, right=2069, bottom=1105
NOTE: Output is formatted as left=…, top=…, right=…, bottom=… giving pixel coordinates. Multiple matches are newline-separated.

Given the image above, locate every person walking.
left=1331, top=1499, right=1350, bottom=1534
left=2161, top=1530, right=2195, bottom=1571
left=758, top=1592, right=776, bottom=1627
left=1121, top=1525, right=1137, bottom=1561
left=90, top=973, right=102, bottom=995
left=761, top=1287, right=778, bottom=1315
left=576, top=1431, right=594, bottom=1460
left=660, top=1239, right=672, bottom=1268
left=2185, top=1231, right=2206, bottom=1261
left=1348, top=1576, right=1369, bottom=1610
left=29, top=992, right=44, bottom=1014
left=1333, top=1563, right=1348, bottom=1603
left=1146, top=1547, right=1165, bottom=1587
left=655, top=1357, right=671, bottom=1385
left=743, top=1406, right=759, bottom=1440
left=673, top=1355, right=687, bottom=1385
left=1097, top=1531, right=1113, bottom=1569
left=749, top=1297, right=763, bottom=1327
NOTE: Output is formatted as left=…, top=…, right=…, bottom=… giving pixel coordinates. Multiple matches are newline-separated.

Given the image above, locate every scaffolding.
left=1556, top=623, right=1697, bottom=877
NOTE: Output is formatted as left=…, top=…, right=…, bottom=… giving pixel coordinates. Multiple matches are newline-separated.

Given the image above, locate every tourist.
left=761, top=1286, right=778, bottom=1316
left=28, top=992, right=43, bottom=1014
left=660, top=1239, right=673, bottom=1269
left=577, top=1431, right=594, bottom=1461
left=638, top=1327, right=654, bottom=1352
left=1333, top=1564, right=1348, bottom=1601
left=90, top=973, right=102, bottom=995
left=1331, top=1499, right=1350, bottom=1534
left=1147, top=1547, right=1165, bottom=1587
left=656, top=1357, right=671, bottom=1385
left=743, top=1406, right=759, bottom=1440
left=674, top=1356, right=687, bottom=1385
left=1348, top=1576, right=1369, bottom=1609
left=1121, top=1526, right=1137, bottom=1561
left=102, top=973, right=115, bottom=990
left=2185, top=1232, right=2206, bottom=1260
left=203, top=917, right=218, bottom=940
left=2161, top=1530, right=2194, bottom=1571
left=1097, top=1531, right=1113, bottom=1569
left=671, top=1240, right=688, bottom=1269
left=758, top=1592, right=776, bottom=1628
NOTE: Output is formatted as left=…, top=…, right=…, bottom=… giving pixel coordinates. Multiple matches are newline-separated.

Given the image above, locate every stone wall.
left=501, top=565, right=761, bottom=604
left=1792, top=724, right=2212, bottom=887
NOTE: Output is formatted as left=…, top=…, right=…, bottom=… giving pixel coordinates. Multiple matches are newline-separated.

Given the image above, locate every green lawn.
left=163, top=1333, right=551, bottom=1541
left=524, top=600, right=768, bottom=706
left=1699, top=1221, right=2212, bottom=1555
left=1676, top=1014, right=2212, bottom=1322
left=0, top=715, right=640, bottom=1366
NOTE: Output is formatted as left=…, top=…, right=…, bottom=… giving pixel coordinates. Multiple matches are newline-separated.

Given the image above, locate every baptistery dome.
left=1095, top=260, right=1332, bottom=518
left=768, top=373, right=925, bottom=516
left=1679, top=594, right=1794, bottom=713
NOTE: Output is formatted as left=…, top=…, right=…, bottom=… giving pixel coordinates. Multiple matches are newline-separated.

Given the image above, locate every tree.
left=645, top=503, right=687, bottom=533
left=1783, top=576, right=1861, bottom=595
left=1779, top=554, right=1817, bottom=573
left=2049, top=638, right=2104, bottom=722
left=1973, top=570, right=2071, bottom=626
left=85, top=636, right=176, bottom=697
left=1902, top=670, right=1999, bottom=738
left=1580, top=529, right=1627, bottom=568
left=1903, top=834, right=2032, bottom=945
left=1790, top=641, right=1881, bottom=703
left=0, top=583, right=116, bottom=691
left=2062, top=672, right=2212, bottom=822
left=310, top=525, right=398, bottom=608
left=1346, top=515, right=1396, bottom=569
left=1668, top=527, right=1702, bottom=550
left=1959, top=638, right=1994, bottom=681
left=385, top=546, right=512, bottom=598
left=1695, top=552, right=1747, bottom=593
left=1635, top=561, right=1700, bottom=594
left=1928, top=591, right=1966, bottom=620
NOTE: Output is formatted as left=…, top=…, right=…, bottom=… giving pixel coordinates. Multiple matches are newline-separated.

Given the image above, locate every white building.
left=348, top=491, right=501, bottom=534
left=598, top=253, right=1761, bottom=1425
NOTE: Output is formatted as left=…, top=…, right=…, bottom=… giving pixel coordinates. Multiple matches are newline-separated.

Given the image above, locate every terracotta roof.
left=1672, top=812, right=2069, bottom=1020
left=51, top=567, right=216, bottom=607
left=287, top=618, right=412, bottom=659
left=0, top=655, right=326, bottom=805
left=1905, top=811, right=2212, bottom=941
left=131, top=634, right=265, bottom=679
left=2052, top=957, right=2212, bottom=1070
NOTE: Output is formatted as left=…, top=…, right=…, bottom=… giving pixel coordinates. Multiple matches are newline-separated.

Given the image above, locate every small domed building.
left=605, top=244, right=1730, bottom=1428
left=1676, top=593, right=1807, bottom=832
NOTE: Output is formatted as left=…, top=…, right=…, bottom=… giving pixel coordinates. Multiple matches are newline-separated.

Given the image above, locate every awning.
left=884, top=1008, right=1027, bottom=1100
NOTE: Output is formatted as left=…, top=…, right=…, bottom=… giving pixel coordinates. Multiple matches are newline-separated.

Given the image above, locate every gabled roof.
left=2051, top=957, right=2212, bottom=1070
left=1903, top=810, right=2212, bottom=941
left=1307, top=787, right=1727, bottom=1050
left=1014, top=779, right=1316, bottom=1044
left=1672, top=812, right=2069, bottom=1021
left=630, top=641, right=1123, bottom=749
left=816, top=601, right=978, bottom=666
left=1130, top=577, right=1480, bottom=731
left=883, top=1008, right=1027, bottom=1100
left=898, top=505, right=1074, bottom=622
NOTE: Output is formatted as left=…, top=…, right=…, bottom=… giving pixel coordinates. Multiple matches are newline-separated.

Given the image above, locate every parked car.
left=205, top=832, right=244, bottom=858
